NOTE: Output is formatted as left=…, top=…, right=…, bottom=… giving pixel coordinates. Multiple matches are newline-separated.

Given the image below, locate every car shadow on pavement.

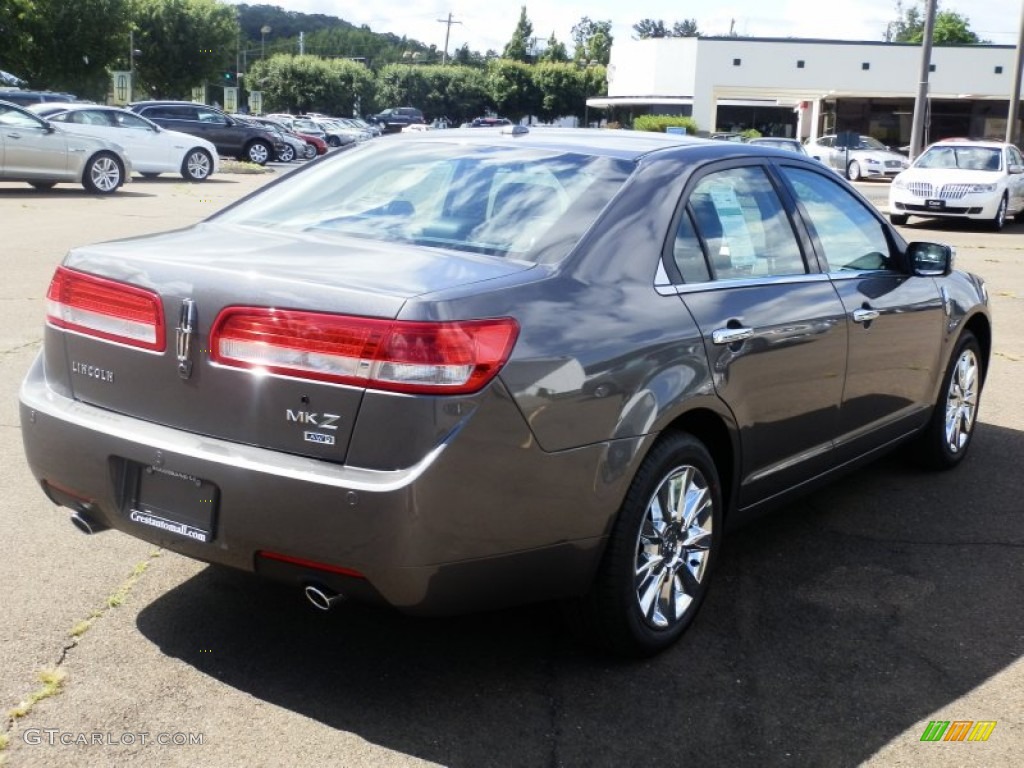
left=136, top=422, right=1024, bottom=768
left=0, top=187, right=157, bottom=199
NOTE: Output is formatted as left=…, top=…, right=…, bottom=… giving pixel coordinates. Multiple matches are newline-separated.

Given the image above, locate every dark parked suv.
left=367, top=106, right=424, bottom=133
left=128, top=101, right=284, bottom=165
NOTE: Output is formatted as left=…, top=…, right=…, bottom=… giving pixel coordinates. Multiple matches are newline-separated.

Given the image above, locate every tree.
left=131, top=0, right=240, bottom=99
left=633, top=19, right=668, bottom=39
left=572, top=17, right=613, bottom=66
left=503, top=6, right=534, bottom=62
left=22, top=0, right=131, bottom=99
left=672, top=20, right=700, bottom=37
left=888, top=1, right=985, bottom=44
left=247, top=54, right=374, bottom=115
left=0, top=0, right=35, bottom=78
left=538, top=32, right=569, bottom=63
left=487, top=59, right=540, bottom=121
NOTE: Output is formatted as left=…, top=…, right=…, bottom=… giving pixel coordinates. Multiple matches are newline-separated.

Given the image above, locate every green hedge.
left=633, top=115, right=700, bottom=134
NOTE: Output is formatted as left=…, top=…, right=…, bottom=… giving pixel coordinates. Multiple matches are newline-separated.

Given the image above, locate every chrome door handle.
left=852, top=308, right=880, bottom=323
left=712, top=327, right=754, bottom=345
left=6, top=132, right=21, bottom=139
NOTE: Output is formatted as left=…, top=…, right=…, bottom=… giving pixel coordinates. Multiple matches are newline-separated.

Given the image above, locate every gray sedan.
left=1, top=99, right=131, bottom=193
left=20, top=130, right=989, bottom=656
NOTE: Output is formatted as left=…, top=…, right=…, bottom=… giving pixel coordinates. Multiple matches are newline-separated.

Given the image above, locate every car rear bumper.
left=19, top=353, right=626, bottom=614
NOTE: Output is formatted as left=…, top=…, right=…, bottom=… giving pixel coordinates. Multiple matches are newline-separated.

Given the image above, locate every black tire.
left=181, top=148, right=213, bottom=181
left=29, top=181, right=56, bottom=190
left=327, top=135, right=341, bottom=148
left=569, top=433, right=723, bottom=657
left=243, top=140, right=271, bottom=165
left=889, top=213, right=908, bottom=225
left=990, top=195, right=1007, bottom=231
left=846, top=160, right=861, bottom=181
left=915, top=331, right=982, bottom=470
left=82, top=152, right=124, bottom=194
left=302, top=142, right=317, bottom=160
left=277, top=143, right=295, bottom=163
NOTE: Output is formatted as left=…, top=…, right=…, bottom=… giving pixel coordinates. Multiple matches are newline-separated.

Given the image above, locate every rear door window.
left=681, top=166, right=807, bottom=281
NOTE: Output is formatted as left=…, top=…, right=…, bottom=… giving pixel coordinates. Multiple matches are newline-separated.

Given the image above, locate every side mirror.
left=1008, top=163, right=1023, bottom=175
left=908, top=241, right=954, bottom=277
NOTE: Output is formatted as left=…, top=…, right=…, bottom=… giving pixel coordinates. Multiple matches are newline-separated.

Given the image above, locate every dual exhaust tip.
left=70, top=512, right=345, bottom=612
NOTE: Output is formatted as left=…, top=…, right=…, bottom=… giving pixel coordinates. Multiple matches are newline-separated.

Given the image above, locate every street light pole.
left=129, top=29, right=135, bottom=102
left=261, top=25, right=271, bottom=60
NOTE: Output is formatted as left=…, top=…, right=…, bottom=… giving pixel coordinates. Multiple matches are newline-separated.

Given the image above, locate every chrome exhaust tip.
left=70, top=509, right=108, bottom=535
left=304, top=584, right=344, bottom=611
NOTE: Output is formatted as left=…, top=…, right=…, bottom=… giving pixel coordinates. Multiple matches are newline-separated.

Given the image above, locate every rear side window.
left=142, top=105, right=196, bottom=120
left=781, top=166, right=892, bottom=271
left=681, top=166, right=806, bottom=280
left=65, top=110, right=114, bottom=127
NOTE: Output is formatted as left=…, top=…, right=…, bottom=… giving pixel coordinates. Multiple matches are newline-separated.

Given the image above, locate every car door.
left=670, top=162, right=849, bottom=508
left=778, top=164, right=946, bottom=462
left=0, top=104, right=68, bottom=178
left=109, top=110, right=170, bottom=172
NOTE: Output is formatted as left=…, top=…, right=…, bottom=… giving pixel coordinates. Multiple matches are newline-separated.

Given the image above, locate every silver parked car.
left=30, top=103, right=219, bottom=181
left=805, top=134, right=909, bottom=180
left=1, top=99, right=131, bottom=193
left=21, top=129, right=990, bottom=655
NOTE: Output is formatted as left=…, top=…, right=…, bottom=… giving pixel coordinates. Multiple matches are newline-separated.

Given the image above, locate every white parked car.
left=31, top=103, right=218, bottom=181
left=804, top=134, right=909, bottom=180
left=889, top=139, right=1024, bottom=230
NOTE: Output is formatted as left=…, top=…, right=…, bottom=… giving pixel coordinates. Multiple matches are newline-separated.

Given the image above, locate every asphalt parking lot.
left=0, top=169, right=1021, bottom=767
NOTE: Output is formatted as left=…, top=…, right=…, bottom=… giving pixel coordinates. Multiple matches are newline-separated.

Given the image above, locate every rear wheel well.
left=658, top=409, right=736, bottom=516
left=963, top=313, right=992, bottom=383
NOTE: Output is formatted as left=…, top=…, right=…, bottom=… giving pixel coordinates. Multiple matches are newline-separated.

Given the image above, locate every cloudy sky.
left=229, top=1, right=1020, bottom=57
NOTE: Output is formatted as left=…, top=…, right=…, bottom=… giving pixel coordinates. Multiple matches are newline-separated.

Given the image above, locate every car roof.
left=376, top=127, right=784, bottom=161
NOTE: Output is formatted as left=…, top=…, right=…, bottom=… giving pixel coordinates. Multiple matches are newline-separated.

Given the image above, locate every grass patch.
left=220, top=159, right=273, bottom=175
left=8, top=668, right=66, bottom=720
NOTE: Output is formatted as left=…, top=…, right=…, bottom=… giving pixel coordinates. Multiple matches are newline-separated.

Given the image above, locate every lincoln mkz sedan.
left=20, top=130, right=990, bottom=656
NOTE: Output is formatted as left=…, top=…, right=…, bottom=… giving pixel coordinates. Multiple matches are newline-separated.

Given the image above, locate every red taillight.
left=46, top=266, right=165, bottom=352
left=210, top=308, right=519, bottom=394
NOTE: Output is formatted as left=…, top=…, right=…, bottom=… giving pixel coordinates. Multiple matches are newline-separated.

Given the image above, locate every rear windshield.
left=215, top=140, right=634, bottom=263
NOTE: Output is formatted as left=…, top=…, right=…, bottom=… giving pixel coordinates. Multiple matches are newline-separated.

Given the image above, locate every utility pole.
left=908, top=0, right=937, bottom=160
left=299, top=31, right=305, bottom=56
left=436, top=12, right=462, bottom=64
left=1007, top=0, right=1024, bottom=145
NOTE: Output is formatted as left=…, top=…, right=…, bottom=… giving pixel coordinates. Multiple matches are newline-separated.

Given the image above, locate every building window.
left=996, top=65, right=1004, bottom=74
left=929, top=63, right=936, bottom=72
left=733, top=58, right=741, bottom=66
left=861, top=62, right=870, bottom=70
left=797, top=60, right=805, bottom=68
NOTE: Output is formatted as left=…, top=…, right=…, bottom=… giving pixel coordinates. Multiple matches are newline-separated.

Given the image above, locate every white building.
left=590, top=37, right=1021, bottom=145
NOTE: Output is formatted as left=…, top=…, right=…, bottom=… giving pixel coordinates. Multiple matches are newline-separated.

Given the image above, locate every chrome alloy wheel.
left=185, top=150, right=211, bottom=180
left=90, top=156, right=121, bottom=192
left=944, top=346, right=979, bottom=454
left=635, top=464, right=713, bottom=629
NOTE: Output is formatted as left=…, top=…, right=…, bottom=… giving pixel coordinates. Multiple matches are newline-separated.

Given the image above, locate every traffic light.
left=222, top=71, right=236, bottom=85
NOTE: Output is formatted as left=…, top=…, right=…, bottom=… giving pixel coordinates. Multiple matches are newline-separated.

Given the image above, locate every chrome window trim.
left=655, top=271, right=830, bottom=296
